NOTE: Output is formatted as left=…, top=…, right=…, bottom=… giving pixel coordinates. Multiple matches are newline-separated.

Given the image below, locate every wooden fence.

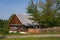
left=41, top=27, right=60, bottom=32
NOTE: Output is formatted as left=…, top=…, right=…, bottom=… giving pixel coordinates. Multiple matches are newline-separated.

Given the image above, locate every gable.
left=9, top=14, right=22, bottom=24
left=9, top=14, right=39, bottom=26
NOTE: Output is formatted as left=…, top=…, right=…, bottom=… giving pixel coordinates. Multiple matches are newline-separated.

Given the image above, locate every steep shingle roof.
left=15, top=14, right=38, bottom=26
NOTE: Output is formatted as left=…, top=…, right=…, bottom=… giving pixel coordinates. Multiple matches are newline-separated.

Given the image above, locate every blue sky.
left=0, top=0, right=44, bottom=20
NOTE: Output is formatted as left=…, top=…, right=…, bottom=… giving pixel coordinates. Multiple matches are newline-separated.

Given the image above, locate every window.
left=12, top=27, right=17, bottom=30
left=14, top=27, right=17, bottom=30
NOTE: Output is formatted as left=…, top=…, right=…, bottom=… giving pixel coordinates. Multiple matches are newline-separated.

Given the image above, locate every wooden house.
left=9, top=14, right=40, bottom=34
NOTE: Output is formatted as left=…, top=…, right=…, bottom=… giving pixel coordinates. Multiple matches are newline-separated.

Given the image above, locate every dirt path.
left=5, top=34, right=60, bottom=38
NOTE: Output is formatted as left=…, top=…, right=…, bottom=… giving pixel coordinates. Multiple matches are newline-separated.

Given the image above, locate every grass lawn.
left=40, top=31, right=60, bottom=34
left=0, top=37, right=60, bottom=40
left=0, top=31, right=60, bottom=36
left=4, top=32, right=60, bottom=36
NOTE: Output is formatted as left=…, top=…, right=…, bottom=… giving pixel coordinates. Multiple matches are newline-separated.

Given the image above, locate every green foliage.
left=0, top=19, right=9, bottom=34
left=27, top=0, right=60, bottom=28
left=27, top=0, right=40, bottom=22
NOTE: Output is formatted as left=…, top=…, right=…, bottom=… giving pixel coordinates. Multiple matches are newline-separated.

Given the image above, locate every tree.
left=27, top=0, right=40, bottom=22
left=0, top=19, right=9, bottom=34
left=27, top=0, right=60, bottom=28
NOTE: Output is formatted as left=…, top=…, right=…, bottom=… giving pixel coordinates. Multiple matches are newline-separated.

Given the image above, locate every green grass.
left=0, top=31, right=60, bottom=36
left=40, top=31, right=60, bottom=34
left=6, top=32, right=60, bottom=36
left=1, top=37, right=60, bottom=40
